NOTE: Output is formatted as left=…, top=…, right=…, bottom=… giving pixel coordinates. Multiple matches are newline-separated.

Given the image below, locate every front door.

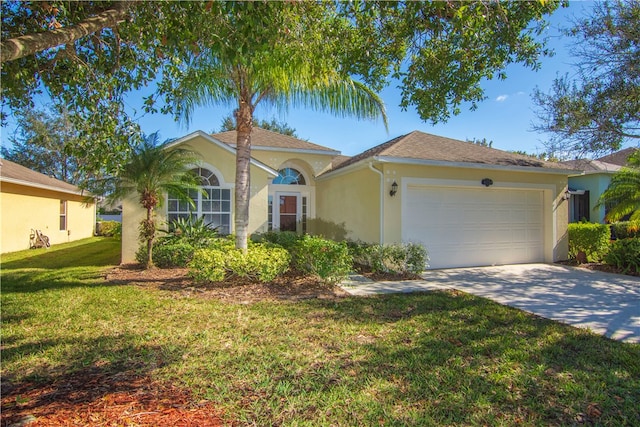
left=277, top=193, right=299, bottom=232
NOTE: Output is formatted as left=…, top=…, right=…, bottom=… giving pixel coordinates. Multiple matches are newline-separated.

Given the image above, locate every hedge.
left=567, top=222, right=610, bottom=263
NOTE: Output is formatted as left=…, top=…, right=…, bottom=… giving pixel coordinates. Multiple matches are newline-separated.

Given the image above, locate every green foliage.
left=610, top=221, right=640, bottom=240
left=348, top=241, right=429, bottom=275
left=218, top=115, right=299, bottom=137
left=293, top=235, right=352, bottom=284
left=188, top=248, right=227, bottom=283
left=252, top=231, right=301, bottom=252
left=568, top=223, right=610, bottom=263
left=604, top=238, right=640, bottom=274
left=164, top=216, right=219, bottom=248
left=96, top=221, right=121, bottom=238
left=532, top=1, right=640, bottom=156
left=598, top=167, right=640, bottom=223
left=188, top=243, right=290, bottom=283
left=152, top=241, right=195, bottom=269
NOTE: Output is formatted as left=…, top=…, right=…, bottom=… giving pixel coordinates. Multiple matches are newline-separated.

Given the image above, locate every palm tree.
left=170, top=3, right=387, bottom=252
left=598, top=150, right=640, bottom=222
left=109, top=133, right=201, bottom=268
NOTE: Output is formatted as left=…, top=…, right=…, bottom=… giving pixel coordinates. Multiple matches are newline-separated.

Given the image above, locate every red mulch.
left=1, top=367, right=225, bottom=427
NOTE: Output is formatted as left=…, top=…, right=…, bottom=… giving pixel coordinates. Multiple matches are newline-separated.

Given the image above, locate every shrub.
left=293, top=235, right=352, bottom=284
left=252, top=231, right=301, bottom=252
left=225, top=244, right=290, bottom=282
left=188, top=243, right=290, bottom=283
left=568, top=223, right=610, bottom=263
left=604, top=238, right=640, bottom=274
left=163, top=216, right=219, bottom=247
left=347, top=241, right=429, bottom=275
left=97, top=221, right=121, bottom=237
left=188, top=248, right=227, bottom=282
left=610, top=221, right=640, bottom=240
left=153, top=241, right=195, bottom=268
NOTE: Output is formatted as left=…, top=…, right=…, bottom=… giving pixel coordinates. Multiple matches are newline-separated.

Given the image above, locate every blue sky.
left=5, top=1, right=624, bottom=158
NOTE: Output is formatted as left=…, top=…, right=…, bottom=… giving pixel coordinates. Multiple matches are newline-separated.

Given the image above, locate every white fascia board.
left=163, top=130, right=278, bottom=177
left=373, top=156, right=576, bottom=175
left=0, top=177, right=94, bottom=198
left=315, top=158, right=370, bottom=181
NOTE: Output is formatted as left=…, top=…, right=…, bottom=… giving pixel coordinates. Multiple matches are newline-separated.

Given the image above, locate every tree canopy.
left=218, top=116, right=299, bottom=137
left=533, top=1, right=640, bottom=158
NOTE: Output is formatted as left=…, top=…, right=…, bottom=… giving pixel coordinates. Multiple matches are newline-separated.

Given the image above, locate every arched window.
left=272, top=168, right=306, bottom=185
left=167, top=168, right=231, bottom=234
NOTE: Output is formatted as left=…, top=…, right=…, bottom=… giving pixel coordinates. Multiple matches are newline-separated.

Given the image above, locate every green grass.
left=2, top=238, right=639, bottom=426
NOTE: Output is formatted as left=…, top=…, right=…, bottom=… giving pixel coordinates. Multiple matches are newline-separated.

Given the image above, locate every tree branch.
left=1, top=2, right=130, bottom=64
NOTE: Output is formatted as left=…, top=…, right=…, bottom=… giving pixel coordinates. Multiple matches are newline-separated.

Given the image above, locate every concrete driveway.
left=340, top=264, right=640, bottom=343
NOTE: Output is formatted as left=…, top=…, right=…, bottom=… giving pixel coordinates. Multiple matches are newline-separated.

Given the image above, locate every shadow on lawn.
left=293, top=292, right=640, bottom=425
left=1, top=335, right=186, bottom=425
left=1, top=239, right=121, bottom=270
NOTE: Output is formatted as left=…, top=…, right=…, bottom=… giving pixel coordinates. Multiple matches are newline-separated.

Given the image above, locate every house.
left=561, top=148, right=638, bottom=223
left=0, top=158, right=96, bottom=253
left=122, top=129, right=572, bottom=269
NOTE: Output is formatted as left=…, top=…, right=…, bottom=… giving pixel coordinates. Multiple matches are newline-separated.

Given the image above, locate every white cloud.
left=496, top=94, right=509, bottom=102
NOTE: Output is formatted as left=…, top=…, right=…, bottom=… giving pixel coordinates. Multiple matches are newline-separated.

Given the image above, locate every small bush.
left=293, top=235, right=352, bottom=284
left=252, top=231, right=301, bottom=251
left=188, top=248, right=227, bottom=282
left=153, top=241, right=195, bottom=268
left=97, top=221, right=121, bottom=237
left=163, top=216, right=219, bottom=247
left=568, top=223, right=610, bottom=263
left=610, top=221, right=640, bottom=240
left=604, top=238, right=640, bottom=274
left=188, top=243, right=290, bottom=283
left=347, top=241, right=429, bottom=275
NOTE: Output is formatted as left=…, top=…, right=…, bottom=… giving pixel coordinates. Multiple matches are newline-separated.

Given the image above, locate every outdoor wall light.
left=390, top=181, right=398, bottom=197
left=563, top=191, right=572, bottom=201
left=481, top=178, right=493, bottom=187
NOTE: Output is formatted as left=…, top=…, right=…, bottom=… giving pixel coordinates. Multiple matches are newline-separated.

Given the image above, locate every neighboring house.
left=561, top=148, right=637, bottom=224
left=0, top=158, right=96, bottom=253
left=122, top=128, right=572, bottom=269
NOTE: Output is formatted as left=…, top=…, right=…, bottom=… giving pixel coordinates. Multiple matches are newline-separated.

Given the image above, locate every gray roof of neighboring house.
left=596, top=147, right=638, bottom=166
left=212, top=127, right=339, bottom=154
left=560, top=158, right=622, bottom=173
left=328, top=131, right=566, bottom=173
left=0, top=158, right=86, bottom=195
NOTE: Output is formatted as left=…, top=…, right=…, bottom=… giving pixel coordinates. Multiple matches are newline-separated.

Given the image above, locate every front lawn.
left=2, top=238, right=639, bottom=425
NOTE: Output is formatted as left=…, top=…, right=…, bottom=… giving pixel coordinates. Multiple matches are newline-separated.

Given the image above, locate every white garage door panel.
left=403, top=185, right=544, bottom=269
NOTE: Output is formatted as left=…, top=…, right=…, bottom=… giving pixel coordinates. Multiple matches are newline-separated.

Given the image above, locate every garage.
left=402, top=183, right=545, bottom=269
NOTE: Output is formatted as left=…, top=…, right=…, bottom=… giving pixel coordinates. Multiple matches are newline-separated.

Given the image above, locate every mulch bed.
left=1, top=367, right=224, bottom=427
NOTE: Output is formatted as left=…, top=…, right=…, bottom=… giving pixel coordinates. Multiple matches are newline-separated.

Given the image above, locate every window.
left=569, top=191, right=590, bottom=222
left=272, top=168, right=306, bottom=185
left=268, top=196, right=273, bottom=231
left=167, top=168, right=231, bottom=234
left=59, top=200, right=67, bottom=231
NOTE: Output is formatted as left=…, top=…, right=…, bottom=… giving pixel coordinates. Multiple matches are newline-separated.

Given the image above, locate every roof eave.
left=0, top=177, right=94, bottom=197
left=373, top=156, right=576, bottom=175
left=163, top=130, right=278, bottom=177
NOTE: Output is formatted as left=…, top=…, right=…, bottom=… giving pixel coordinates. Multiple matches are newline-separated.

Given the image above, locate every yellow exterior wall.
left=120, top=138, right=276, bottom=263
left=250, top=150, right=335, bottom=177
left=317, top=162, right=569, bottom=262
left=315, top=166, right=382, bottom=243
left=1, top=182, right=96, bottom=253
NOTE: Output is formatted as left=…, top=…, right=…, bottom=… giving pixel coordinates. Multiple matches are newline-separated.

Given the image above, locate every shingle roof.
left=596, top=147, right=638, bottom=166
left=329, top=131, right=564, bottom=172
left=212, top=127, right=339, bottom=154
left=0, top=158, right=84, bottom=194
left=560, top=158, right=622, bottom=173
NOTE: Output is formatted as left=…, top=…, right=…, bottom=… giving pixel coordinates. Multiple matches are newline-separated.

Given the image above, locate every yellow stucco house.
left=0, top=158, right=96, bottom=253
left=122, top=128, right=572, bottom=269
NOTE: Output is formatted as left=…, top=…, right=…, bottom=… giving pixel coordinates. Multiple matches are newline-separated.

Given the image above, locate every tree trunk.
left=145, top=207, right=155, bottom=269
left=234, top=94, right=254, bottom=253
left=1, top=2, right=130, bottom=63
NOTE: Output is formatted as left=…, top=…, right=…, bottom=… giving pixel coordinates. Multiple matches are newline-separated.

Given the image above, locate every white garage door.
left=402, top=185, right=544, bottom=269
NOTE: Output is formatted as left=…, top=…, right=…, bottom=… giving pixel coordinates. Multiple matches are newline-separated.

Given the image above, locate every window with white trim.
left=59, top=200, right=67, bottom=231
left=167, top=168, right=231, bottom=234
left=272, top=168, right=306, bottom=185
